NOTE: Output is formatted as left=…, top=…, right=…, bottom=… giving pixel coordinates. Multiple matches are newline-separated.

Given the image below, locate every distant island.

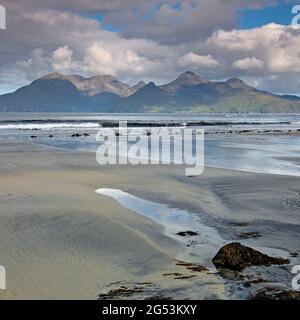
left=0, top=71, right=299, bottom=113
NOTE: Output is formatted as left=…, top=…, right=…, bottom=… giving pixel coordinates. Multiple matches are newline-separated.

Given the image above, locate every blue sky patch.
left=239, top=3, right=296, bottom=29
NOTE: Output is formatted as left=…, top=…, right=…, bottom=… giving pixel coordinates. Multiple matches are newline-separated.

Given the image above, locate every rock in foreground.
left=212, top=242, right=289, bottom=271
left=252, top=287, right=300, bottom=300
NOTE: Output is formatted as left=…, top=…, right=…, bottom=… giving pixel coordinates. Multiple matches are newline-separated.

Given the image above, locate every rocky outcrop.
left=212, top=242, right=289, bottom=271
left=177, top=231, right=198, bottom=237
left=252, top=287, right=300, bottom=300
left=238, top=232, right=260, bottom=239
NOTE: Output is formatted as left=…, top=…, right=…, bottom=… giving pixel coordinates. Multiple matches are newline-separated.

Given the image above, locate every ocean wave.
left=0, top=122, right=100, bottom=130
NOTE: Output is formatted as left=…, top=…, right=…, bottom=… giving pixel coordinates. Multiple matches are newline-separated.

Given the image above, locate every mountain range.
left=0, top=71, right=299, bottom=113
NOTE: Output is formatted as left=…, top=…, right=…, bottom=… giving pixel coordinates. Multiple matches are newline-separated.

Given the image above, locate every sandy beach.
left=0, top=140, right=299, bottom=299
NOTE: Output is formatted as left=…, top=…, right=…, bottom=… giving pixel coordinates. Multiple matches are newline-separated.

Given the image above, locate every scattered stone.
left=83, top=133, right=90, bottom=136
left=212, top=242, right=289, bottom=271
left=187, top=240, right=197, bottom=247
left=176, top=260, right=209, bottom=272
left=174, top=275, right=197, bottom=280
left=30, top=135, right=37, bottom=138
left=243, top=277, right=267, bottom=288
left=163, top=272, right=183, bottom=277
left=98, top=286, right=143, bottom=300
left=177, top=231, right=198, bottom=237
left=71, top=133, right=82, bottom=137
left=186, top=265, right=209, bottom=272
left=252, top=287, right=300, bottom=300
left=230, top=221, right=249, bottom=227
left=238, top=232, right=261, bottom=239
left=290, top=252, right=299, bottom=258
left=98, top=283, right=153, bottom=300
left=240, top=130, right=251, bottom=133
left=217, top=269, right=244, bottom=280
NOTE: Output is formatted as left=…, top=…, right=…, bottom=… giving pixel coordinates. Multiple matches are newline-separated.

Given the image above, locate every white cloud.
left=179, top=52, right=219, bottom=68
left=204, top=23, right=300, bottom=77
left=232, top=57, right=264, bottom=70
left=52, top=46, right=74, bottom=71
left=207, top=29, right=258, bottom=51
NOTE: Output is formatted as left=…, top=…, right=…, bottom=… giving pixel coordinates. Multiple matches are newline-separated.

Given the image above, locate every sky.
left=0, top=0, right=300, bottom=95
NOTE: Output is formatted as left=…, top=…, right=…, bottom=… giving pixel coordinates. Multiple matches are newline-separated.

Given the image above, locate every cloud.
left=232, top=57, right=264, bottom=70
left=52, top=46, right=74, bottom=71
left=179, top=52, right=219, bottom=68
left=103, top=0, right=278, bottom=45
left=81, top=42, right=157, bottom=76
left=207, top=23, right=300, bottom=74
left=1, top=0, right=280, bottom=45
left=0, top=1, right=299, bottom=95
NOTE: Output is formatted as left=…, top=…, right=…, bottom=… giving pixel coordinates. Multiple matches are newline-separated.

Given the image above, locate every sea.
left=0, top=113, right=299, bottom=176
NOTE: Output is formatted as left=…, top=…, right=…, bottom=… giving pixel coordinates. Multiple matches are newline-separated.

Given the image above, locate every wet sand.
left=0, top=141, right=299, bottom=299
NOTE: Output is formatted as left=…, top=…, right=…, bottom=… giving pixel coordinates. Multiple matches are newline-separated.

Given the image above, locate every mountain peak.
left=176, top=71, right=205, bottom=82
left=132, top=80, right=147, bottom=92
left=146, top=81, right=156, bottom=87
left=140, top=82, right=158, bottom=91
left=132, top=81, right=161, bottom=95
left=41, top=73, right=134, bottom=97
left=161, top=71, right=206, bottom=93
left=182, top=71, right=198, bottom=77
left=226, top=78, right=249, bottom=89
left=41, top=72, right=65, bottom=80
left=135, top=80, right=146, bottom=86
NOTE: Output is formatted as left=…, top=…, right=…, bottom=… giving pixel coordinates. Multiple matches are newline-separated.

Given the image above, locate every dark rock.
left=252, top=287, right=300, bottom=300
left=175, top=260, right=209, bottom=272
left=30, top=135, right=37, bottom=138
left=243, top=277, right=267, bottom=288
left=238, top=232, right=261, bottom=239
left=48, top=135, right=53, bottom=138
left=290, top=252, right=299, bottom=258
left=174, top=275, right=197, bottom=280
left=186, top=265, right=209, bottom=272
left=98, top=286, right=144, bottom=300
left=177, top=231, right=198, bottom=237
left=163, top=272, right=183, bottom=277
left=230, top=221, right=249, bottom=227
left=240, top=130, right=251, bottom=133
left=71, top=133, right=82, bottom=137
left=217, top=269, right=242, bottom=280
left=98, top=282, right=154, bottom=300
left=212, top=242, right=289, bottom=271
